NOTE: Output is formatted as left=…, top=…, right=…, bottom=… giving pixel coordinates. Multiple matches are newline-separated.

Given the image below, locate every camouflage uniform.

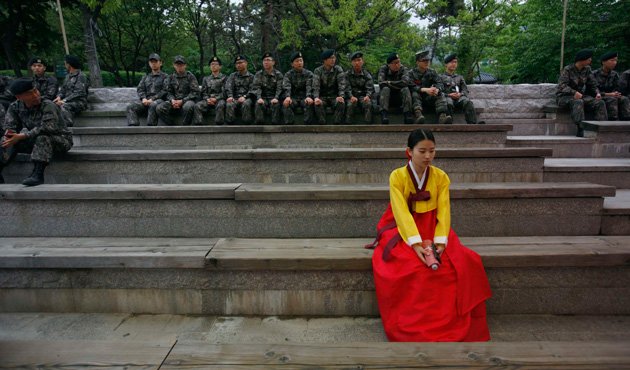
left=312, top=65, right=346, bottom=124
left=1, top=99, right=72, bottom=166
left=157, top=71, right=199, bottom=126
left=408, top=67, right=447, bottom=114
left=378, top=65, right=412, bottom=113
left=225, top=71, right=255, bottom=124
left=0, top=76, right=16, bottom=109
left=193, top=73, right=227, bottom=125
left=33, top=74, right=59, bottom=101
left=345, top=67, right=375, bottom=124
left=441, top=71, right=478, bottom=124
left=282, top=68, right=314, bottom=125
left=620, top=70, right=630, bottom=97
left=57, top=70, right=89, bottom=127
left=556, top=64, right=607, bottom=125
left=253, top=68, right=283, bottom=124
left=126, top=70, right=169, bottom=126
left=593, top=67, right=630, bottom=120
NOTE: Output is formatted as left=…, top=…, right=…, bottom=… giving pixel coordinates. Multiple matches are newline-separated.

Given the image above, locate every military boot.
left=380, top=110, right=389, bottom=125
left=0, top=165, right=4, bottom=184
left=439, top=113, right=453, bottom=124
left=22, top=161, right=47, bottom=187
left=576, top=127, right=585, bottom=137
left=414, top=110, right=425, bottom=125
left=404, top=112, right=414, bottom=125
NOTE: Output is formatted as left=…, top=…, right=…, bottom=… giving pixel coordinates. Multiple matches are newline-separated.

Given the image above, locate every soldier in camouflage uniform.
left=556, top=49, right=607, bottom=137
left=378, top=52, right=413, bottom=124
left=253, top=52, right=283, bottom=124
left=620, top=69, right=630, bottom=98
left=193, top=56, right=227, bottom=125
left=312, top=49, right=346, bottom=125
left=0, top=75, right=16, bottom=109
left=592, top=52, right=630, bottom=121
left=29, top=57, right=58, bottom=101
left=0, top=78, right=72, bottom=186
left=345, top=51, right=374, bottom=124
left=157, top=55, right=199, bottom=126
left=282, top=51, right=314, bottom=125
left=440, top=54, right=483, bottom=125
left=126, top=53, right=169, bottom=126
left=408, top=50, right=451, bottom=125
left=225, top=54, right=255, bottom=124
left=53, top=55, right=89, bottom=127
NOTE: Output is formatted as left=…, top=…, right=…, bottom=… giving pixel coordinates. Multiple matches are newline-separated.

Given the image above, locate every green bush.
left=0, top=70, right=146, bottom=87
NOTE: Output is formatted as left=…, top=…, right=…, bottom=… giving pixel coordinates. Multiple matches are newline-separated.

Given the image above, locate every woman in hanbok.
left=366, top=128, right=492, bottom=342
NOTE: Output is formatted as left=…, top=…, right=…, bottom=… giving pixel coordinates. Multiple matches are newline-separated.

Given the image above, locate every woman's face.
left=407, top=139, right=435, bottom=169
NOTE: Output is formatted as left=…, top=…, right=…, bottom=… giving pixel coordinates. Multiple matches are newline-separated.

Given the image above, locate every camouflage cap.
left=262, top=52, right=274, bottom=60
left=350, top=51, right=363, bottom=61
left=415, top=50, right=431, bottom=61
left=174, top=55, right=186, bottom=64
left=9, top=78, right=35, bottom=95
left=386, top=52, right=400, bottom=64
left=148, top=53, right=161, bottom=61
left=444, top=54, right=458, bottom=64
left=210, top=56, right=222, bottom=65
left=574, top=49, right=593, bottom=62
left=29, top=57, right=44, bottom=66
left=65, top=55, right=82, bottom=69
left=321, top=49, right=335, bottom=61
left=234, top=54, right=247, bottom=63
left=601, top=51, right=618, bottom=62
left=290, top=51, right=303, bottom=63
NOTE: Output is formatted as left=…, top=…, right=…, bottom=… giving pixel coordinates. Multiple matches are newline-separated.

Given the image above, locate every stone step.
left=1, top=236, right=628, bottom=315
left=70, top=124, right=512, bottom=149
left=0, top=182, right=615, bottom=238
left=3, top=147, right=550, bottom=184
left=507, top=135, right=597, bottom=158
left=484, top=118, right=576, bottom=136
left=582, top=121, right=630, bottom=157
left=544, top=158, right=630, bottom=188
left=603, top=189, right=630, bottom=235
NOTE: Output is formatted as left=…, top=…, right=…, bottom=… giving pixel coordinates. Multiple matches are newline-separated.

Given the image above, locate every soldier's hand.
left=2, top=132, right=26, bottom=148
left=147, top=99, right=154, bottom=105
left=271, top=98, right=278, bottom=104
left=53, top=97, right=60, bottom=103
left=364, top=96, right=371, bottom=103
left=314, top=98, right=323, bottom=105
left=227, top=97, right=235, bottom=103
left=305, top=97, right=314, bottom=105
left=283, top=97, right=292, bottom=107
left=350, top=97, right=358, bottom=103
left=142, top=98, right=149, bottom=106
left=429, top=87, right=439, bottom=96
left=574, top=92, right=583, bottom=99
left=596, top=94, right=602, bottom=100
left=257, top=98, right=265, bottom=105
left=336, top=97, right=344, bottom=103
left=55, top=100, right=65, bottom=106
left=238, top=97, right=246, bottom=103
left=209, top=98, right=217, bottom=105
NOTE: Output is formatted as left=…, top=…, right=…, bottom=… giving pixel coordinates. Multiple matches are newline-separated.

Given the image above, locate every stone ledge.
left=583, top=121, right=630, bottom=132
left=545, top=158, right=630, bottom=172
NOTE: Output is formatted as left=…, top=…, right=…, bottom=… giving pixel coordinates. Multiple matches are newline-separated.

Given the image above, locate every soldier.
left=156, top=55, right=199, bottom=126
left=593, top=52, right=630, bottom=121
left=556, top=49, right=607, bottom=137
left=253, top=52, right=283, bottom=124
left=344, top=51, right=375, bottom=124
left=193, top=56, right=227, bottom=125
left=225, top=54, right=255, bottom=125
left=378, top=52, right=413, bottom=124
left=52, top=55, right=89, bottom=127
left=312, top=49, right=346, bottom=125
left=0, top=78, right=73, bottom=186
left=0, top=75, right=16, bottom=109
left=440, top=54, right=483, bottom=124
left=126, top=53, right=168, bottom=126
left=29, top=57, right=59, bottom=101
left=282, top=51, right=314, bottom=125
left=408, top=50, right=451, bottom=125
left=620, top=69, right=630, bottom=97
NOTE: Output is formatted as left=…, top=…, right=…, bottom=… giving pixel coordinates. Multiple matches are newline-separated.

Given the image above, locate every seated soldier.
left=253, top=52, right=283, bottom=124
left=345, top=51, right=375, bottom=124
left=593, top=51, right=630, bottom=121
left=0, top=75, right=16, bottom=110
left=0, top=78, right=73, bottom=186
left=408, top=50, right=451, bottom=124
left=52, top=55, right=89, bottom=127
left=126, top=53, right=168, bottom=126
left=441, top=54, right=484, bottom=124
left=29, top=57, right=59, bottom=101
left=282, top=51, right=314, bottom=125
left=312, top=49, right=346, bottom=125
left=157, top=55, right=199, bottom=126
left=193, top=56, right=227, bottom=125
left=556, top=49, right=607, bottom=137
left=225, top=54, right=255, bottom=125
left=620, top=68, right=630, bottom=98
left=378, top=52, right=413, bottom=124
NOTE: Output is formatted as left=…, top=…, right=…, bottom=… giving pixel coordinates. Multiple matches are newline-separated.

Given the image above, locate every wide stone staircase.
left=1, top=84, right=629, bottom=369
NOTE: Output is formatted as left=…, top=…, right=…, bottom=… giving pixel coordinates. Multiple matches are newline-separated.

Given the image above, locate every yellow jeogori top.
left=389, top=163, right=451, bottom=247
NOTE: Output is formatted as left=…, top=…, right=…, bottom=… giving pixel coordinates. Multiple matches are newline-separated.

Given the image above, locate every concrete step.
left=3, top=147, right=550, bottom=184
left=1, top=236, right=628, bottom=315
left=507, top=135, right=597, bottom=157
left=484, top=118, right=576, bottom=136
left=582, top=121, right=630, bottom=157
left=0, top=182, right=615, bottom=238
left=603, top=189, right=630, bottom=235
left=70, top=124, right=512, bottom=149
left=544, top=158, right=630, bottom=189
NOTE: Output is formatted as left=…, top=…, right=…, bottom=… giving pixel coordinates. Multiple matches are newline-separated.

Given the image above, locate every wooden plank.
left=160, top=341, right=630, bottom=369
left=0, top=340, right=174, bottom=369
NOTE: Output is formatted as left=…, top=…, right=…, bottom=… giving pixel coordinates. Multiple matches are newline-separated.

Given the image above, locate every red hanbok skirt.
left=372, top=206, right=492, bottom=342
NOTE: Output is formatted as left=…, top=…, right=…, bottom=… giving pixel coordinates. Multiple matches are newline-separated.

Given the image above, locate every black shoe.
left=576, top=127, right=585, bottom=137
left=380, top=111, right=389, bottom=125
left=477, top=121, right=485, bottom=125
left=0, top=173, right=4, bottom=184
left=404, top=112, right=414, bottom=125
left=22, top=161, right=47, bottom=187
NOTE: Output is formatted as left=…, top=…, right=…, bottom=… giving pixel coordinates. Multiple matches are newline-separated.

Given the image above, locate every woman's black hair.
left=407, top=129, right=435, bottom=149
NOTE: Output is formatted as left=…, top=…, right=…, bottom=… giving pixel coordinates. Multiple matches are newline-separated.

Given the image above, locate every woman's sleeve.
left=434, top=172, right=451, bottom=245
left=390, top=170, right=422, bottom=246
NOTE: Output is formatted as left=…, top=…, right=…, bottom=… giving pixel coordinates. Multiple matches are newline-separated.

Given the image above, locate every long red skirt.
left=372, top=207, right=492, bottom=342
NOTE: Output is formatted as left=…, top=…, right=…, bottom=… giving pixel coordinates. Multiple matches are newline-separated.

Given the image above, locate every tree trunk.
left=81, top=2, right=104, bottom=87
